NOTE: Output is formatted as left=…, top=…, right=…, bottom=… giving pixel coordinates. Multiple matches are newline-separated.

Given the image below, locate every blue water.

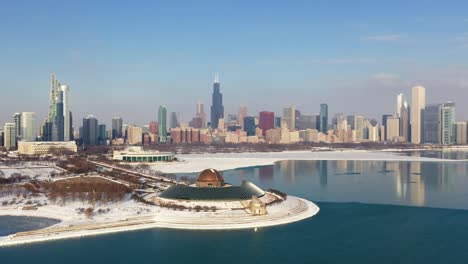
left=2, top=159, right=468, bottom=263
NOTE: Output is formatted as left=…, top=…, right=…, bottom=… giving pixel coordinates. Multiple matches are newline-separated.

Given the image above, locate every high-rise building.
left=399, top=100, right=410, bottom=142
left=196, top=101, right=206, bottom=128
left=381, top=114, right=393, bottom=141
left=13, top=113, right=21, bottom=141
left=210, top=74, right=224, bottom=129
left=396, top=93, right=406, bottom=118
left=61, top=84, right=71, bottom=141
left=422, top=104, right=441, bottom=144
left=112, top=117, right=123, bottom=139
left=158, top=106, right=167, bottom=142
left=170, top=112, right=180, bottom=129
left=441, top=102, right=455, bottom=145
left=20, top=112, right=37, bottom=142
left=411, top=85, right=425, bottom=144
left=0, top=130, right=4, bottom=147
left=319, top=104, right=328, bottom=134
left=283, top=105, right=296, bottom=131
left=259, top=111, right=275, bottom=136
left=238, top=105, right=247, bottom=129
left=386, top=116, right=400, bottom=142
left=82, top=115, right=99, bottom=145
left=297, top=115, right=317, bottom=130
left=244, top=116, right=256, bottom=136
left=4, top=123, right=16, bottom=150
left=455, top=122, right=467, bottom=145
left=274, top=117, right=282, bottom=128
left=127, top=125, right=143, bottom=145
left=98, top=124, right=107, bottom=145
left=354, top=115, right=364, bottom=141
left=44, top=73, right=72, bottom=142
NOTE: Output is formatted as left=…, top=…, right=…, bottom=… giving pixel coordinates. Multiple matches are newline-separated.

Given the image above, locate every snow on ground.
left=0, top=166, right=63, bottom=181
left=149, top=150, right=457, bottom=174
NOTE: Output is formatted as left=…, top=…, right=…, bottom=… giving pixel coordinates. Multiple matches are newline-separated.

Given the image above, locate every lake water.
left=1, top=159, right=468, bottom=263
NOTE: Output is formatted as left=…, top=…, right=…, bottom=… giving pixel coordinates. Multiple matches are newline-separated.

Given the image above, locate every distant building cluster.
left=1, top=74, right=467, bottom=152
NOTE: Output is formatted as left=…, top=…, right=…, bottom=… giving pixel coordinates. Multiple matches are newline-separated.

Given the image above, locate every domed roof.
left=197, top=169, right=224, bottom=183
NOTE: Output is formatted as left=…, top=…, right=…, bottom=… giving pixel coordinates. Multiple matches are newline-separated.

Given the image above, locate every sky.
left=1, top=0, right=468, bottom=128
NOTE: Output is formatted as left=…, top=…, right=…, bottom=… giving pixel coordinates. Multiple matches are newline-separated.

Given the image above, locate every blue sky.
left=1, top=0, right=467, bottom=127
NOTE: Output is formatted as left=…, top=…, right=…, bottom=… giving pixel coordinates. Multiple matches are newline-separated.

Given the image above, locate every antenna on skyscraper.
left=214, top=72, right=219, bottom=83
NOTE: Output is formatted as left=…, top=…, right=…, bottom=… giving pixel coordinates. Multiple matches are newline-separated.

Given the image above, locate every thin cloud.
left=361, top=34, right=402, bottom=42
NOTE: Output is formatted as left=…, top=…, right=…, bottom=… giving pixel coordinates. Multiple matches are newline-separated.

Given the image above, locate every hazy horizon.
left=1, top=1, right=468, bottom=128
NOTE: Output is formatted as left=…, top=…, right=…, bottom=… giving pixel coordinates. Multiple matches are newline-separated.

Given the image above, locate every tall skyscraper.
left=411, top=86, right=426, bottom=144
left=44, top=73, right=72, bottom=142
left=4, top=123, right=17, bottom=150
left=98, top=124, right=107, bottom=145
left=158, top=106, right=167, bottom=142
left=210, top=74, right=224, bottom=129
left=112, top=117, right=123, bottom=139
left=274, top=117, right=282, bottom=128
left=20, top=112, right=37, bottom=142
left=319, top=104, right=328, bottom=134
left=259, top=111, right=275, bottom=136
left=13, top=113, right=21, bottom=141
left=422, top=104, right=441, bottom=144
left=441, top=101, right=455, bottom=145
left=283, top=105, right=296, bottom=131
left=170, top=112, right=180, bottom=129
left=238, top=105, right=248, bottom=129
left=297, top=115, right=317, bottom=130
left=196, top=101, right=206, bottom=128
left=61, top=84, right=71, bottom=141
left=82, top=115, right=99, bottom=145
left=396, top=93, right=406, bottom=118
left=399, top=100, right=410, bottom=142
left=386, top=116, right=400, bottom=141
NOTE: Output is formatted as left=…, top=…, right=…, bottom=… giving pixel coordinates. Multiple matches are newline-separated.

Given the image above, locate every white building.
left=113, top=147, right=174, bottom=162
left=61, top=84, right=71, bottom=141
left=4, top=123, right=16, bottom=150
left=18, top=141, right=77, bottom=155
left=20, top=112, right=37, bottom=142
left=411, top=86, right=426, bottom=144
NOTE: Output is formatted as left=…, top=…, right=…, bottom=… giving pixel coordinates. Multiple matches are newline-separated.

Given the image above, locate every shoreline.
left=0, top=196, right=318, bottom=247
left=149, top=150, right=467, bottom=174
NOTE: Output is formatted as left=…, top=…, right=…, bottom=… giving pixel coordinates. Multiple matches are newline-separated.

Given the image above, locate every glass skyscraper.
left=210, top=74, right=224, bottom=129
left=422, top=104, right=441, bottom=144
left=158, top=106, right=167, bottom=142
left=441, top=102, right=455, bottom=145
left=319, top=104, right=328, bottom=134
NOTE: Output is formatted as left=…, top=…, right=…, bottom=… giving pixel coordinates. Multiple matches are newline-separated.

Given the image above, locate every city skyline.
left=1, top=1, right=468, bottom=126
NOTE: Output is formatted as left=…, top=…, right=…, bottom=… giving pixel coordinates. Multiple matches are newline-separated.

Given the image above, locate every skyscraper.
left=4, top=123, right=16, bottom=150
left=44, top=73, right=72, bottom=142
left=297, top=115, right=317, bottom=130
left=210, top=74, right=224, bottom=129
left=259, top=111, right=275, bottom=136
left=244, top=116, right=256, bottom=136
left=82, top=115, right=99, bottom=145
left=319, top=104, right=328, bottom=134
left=238, top=105, right=247, bottom=129
left=21, top=112, right=37, bottom=142
left=127, top=125, right=143, bottom=145
left=13, top=113, right=21, bottom=141
left=112, top=117, right=123, bottom=139
left=158, top=106, right=167, bottom=142
left=422, top=104, right=441, bottom=144
left=170, top=112, right=180, bottom=129
left=98, top=124, right=107, bottom=145
left=386, top=116, right=400, bottom=142
left=399, top=100, right=410, bottom=142
left=396, top=93, right=406, bottom=118
left=441, top=102, right=455, bottom=145
left=411, top=86, right=425, bottom=144
left=196, top=101, right=206, bottom=128
left=283, top=105, right=296, bottom=131
left=455, top=122, right=467, bottom=145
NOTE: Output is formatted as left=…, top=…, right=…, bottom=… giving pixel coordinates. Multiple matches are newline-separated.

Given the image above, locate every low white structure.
left=18, top=141, right=78, bottom=155
left=113, top=147, right=175, bottom=162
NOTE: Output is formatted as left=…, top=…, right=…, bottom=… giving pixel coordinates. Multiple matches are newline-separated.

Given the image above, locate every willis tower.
left=210, top=73, right=224, bottom=129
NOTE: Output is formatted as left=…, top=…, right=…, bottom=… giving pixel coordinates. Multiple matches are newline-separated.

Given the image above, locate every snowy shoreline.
left=149, top=150, right=465, bottom=174
left=0, top=196, right=318, bottom=247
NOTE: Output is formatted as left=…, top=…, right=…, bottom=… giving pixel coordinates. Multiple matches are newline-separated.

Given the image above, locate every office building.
left=422, top=104, right=441, bottom=144
left=158, top=106, right=167, bottom=142
left=196, top=101, right=206, bottom=128
left=319, top=104, right=328, bottom=134
left=411, top=85, right=425, bottom=144
left=259, top=111, right=275, bottom=136
left=455, top=122, right=467, bottom=145
left=238, top=105, right=247, bottom=128
left=127, top=125, right=143, bottom=145
left=20, top=112, right=37, bottom=142
left=244, top=116, right=256, bottom=136
left=82, top=115, right=99, bottom=145
left=441, top=102, right=455, bottom=145
left=386, top=116, right=400, bottom=142
left=4, top=123, right=16, bottom=150
left=297, top=115, right=317, bottom=130
left=112, top=117, right=123, bottom=139
left=283, top=105, right=296, bottom=130
left=98, top=124, right=107, bottom=145
left=170, top=112, right=180, bottom=129
left=210, top=74, right=224, bottom=129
